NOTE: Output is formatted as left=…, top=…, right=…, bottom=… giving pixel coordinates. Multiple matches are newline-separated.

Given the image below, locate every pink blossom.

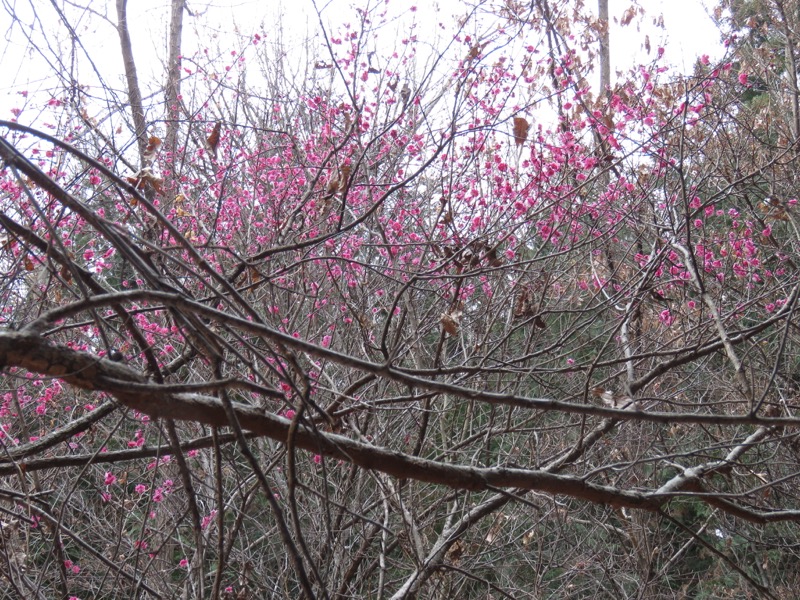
left=104, top=472, right=116, bottom=486
left=201, top=510, right=217, bottom=529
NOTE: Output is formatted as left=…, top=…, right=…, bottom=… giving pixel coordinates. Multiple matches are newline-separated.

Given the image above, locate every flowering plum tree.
left=1, top=0, right=799, bottom=597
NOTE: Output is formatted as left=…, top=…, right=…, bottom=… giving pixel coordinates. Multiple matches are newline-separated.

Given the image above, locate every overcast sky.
left=0, top=0, right=723, bottom=125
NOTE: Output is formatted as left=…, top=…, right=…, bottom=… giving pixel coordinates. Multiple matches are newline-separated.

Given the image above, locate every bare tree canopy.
left=1, top=0, right=800, bottom=597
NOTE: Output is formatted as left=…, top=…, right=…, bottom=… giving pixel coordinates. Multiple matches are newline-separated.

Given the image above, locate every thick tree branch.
left=1, top=329, right=798, bottom=523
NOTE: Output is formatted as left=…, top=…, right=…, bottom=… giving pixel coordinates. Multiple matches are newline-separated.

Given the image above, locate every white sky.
left=0, top=0, right=723, bottom=125
left=614, top=0, right=724, bottom=70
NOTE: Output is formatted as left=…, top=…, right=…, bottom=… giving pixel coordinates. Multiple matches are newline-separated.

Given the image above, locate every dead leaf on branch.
left=485, top=513, right=508, bottom=544
left=339, top=165, right=351, bottom=191
left=758, top=198, right=790, bottom=222
left=436, top=240, right=505, bottom=273
left=620, top=6, right=637, bottom=27
left=440, top=311, right=462, bottom=336
left=464, top=240, right=504, bottom=268
left=437, top=245, right=463, bottom=272
left=522, top=529, right=536, bottom=547
left=248, top=266, right=262, bottom=284
left=446, top=539, right=466, bottom=564
left=592, top=386, right=640, bottom=410
left=324, top=172, right=339, bottom=198
left=125, top=169, right=164, bottom=196
left=513, top=287, right=546, bottom=329
left=324, top=165, right=352, bottom=199
left=465, top=40, right=489, bottom=63
left=514, top=288, right=533, bottom=318
left=512, top=116, right=529, bottom=147
left=206, top=121, right=222, bottom=158
left=436, top=196, right=455, bottom=227
left=142, top=136, right=161, bottom=166
left=400, top=82, right=411, bottom=106
left=0, top=237, right=16, bottom=255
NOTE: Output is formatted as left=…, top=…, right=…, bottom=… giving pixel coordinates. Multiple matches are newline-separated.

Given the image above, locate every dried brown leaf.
left=440, top=312, right=461, bottom=336
left=466, top=41, right=488, bottom=62
left=512, top=116, right=529, bottom=147
left=325, top=176, right=339, bottom=197
left=207, top=122, right=221, bottom=158
left=325, top=165, right=352, bottom=198
left=592, top=386, right=640, bottom=410
left=339, top=165, right=351, bottom=192
left=514, top=288, right=539, bottom=319
left=759, top=198, right=790, bottom=222
left=620, top=7, right=636, bottom=26
left=142, top=136, right=162, bottom=166
left=126, top=171, right=163, bottom=195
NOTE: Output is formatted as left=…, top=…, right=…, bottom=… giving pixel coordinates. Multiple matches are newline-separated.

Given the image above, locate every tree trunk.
left=116, top=0, right=148, bottom=166
left=598, top=0, right=611, bottom=98
left=774, top=0, right=800, bottom=143
left=165, top=0, right=186, bottom=171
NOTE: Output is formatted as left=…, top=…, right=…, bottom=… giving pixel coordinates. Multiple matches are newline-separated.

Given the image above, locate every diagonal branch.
left=2, top=328, right=799, bottom=524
